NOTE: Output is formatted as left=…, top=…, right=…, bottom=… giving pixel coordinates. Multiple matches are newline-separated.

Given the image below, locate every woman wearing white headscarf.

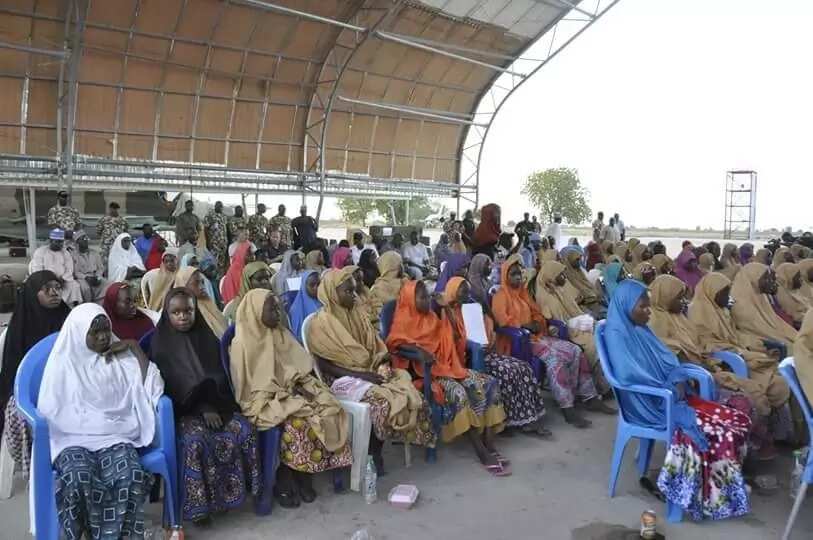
left=271, top=250, right=305, bottom=296
left=38, top=303, right=164, bottom=539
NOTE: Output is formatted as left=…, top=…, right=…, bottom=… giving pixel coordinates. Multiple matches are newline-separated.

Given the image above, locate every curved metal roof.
left=0, top=0, right=618, bottom=208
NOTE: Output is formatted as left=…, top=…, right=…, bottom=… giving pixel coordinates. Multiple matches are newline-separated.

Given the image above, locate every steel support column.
left=64, top=0, right=87, bottom=201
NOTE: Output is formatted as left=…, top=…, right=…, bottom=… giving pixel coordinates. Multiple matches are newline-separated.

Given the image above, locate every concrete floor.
left=1, top=406, right=810, bottom=540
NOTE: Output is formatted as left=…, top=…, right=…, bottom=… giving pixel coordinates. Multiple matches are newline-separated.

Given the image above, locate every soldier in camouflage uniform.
left=204, top=200, right=229, bottom=274
left=95, top=201, right=129, bottom=274
left=228, top=205, right=248, bottom=244
left=247, top=203, right=269, bottom=246
left=268, top=204, right=292, bottom=247
left=47, top=191, right=82, bottom=249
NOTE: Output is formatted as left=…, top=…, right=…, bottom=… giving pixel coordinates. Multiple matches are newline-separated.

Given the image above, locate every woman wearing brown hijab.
left=775, top=262, right=810, bottom=328
left=792, top=310, right=813, bottom=414
left=650, top=253, right=673, bottom=276
left=731, top=263, right=798, bottom=349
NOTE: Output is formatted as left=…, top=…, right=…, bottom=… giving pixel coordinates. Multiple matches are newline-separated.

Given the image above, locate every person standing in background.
left=134, top=223, right=156, bottom=262
left=96, top=202, right=129, bottom=273
left=545, top=214, right=563, bottom=251
left=204, top=201, right=229, bottom=274
left=531, top=215, right=542, bottom=234
left=591, top=211, right=604, bottom=243
left=174, top=199, right=200, bottom=247
left=228, top=205, right=247, bottom=244
left=601, top=217, right=620, bottom=243
left=514, top=212, right=533, bottom=239
left=269, top=204, right=292, bottom=247
left=265, top=227, right=288, bottom=263
left=291, top=205, right=318, bottom=251
left=462, top=210, right=477, bottom=249
left=613, top=213, right=626, bottom=241
left=47, top=190, right=82, bottom=249
left=247, top=203, right=269, bottom=246
left=443, top=211, right=457, bottom=235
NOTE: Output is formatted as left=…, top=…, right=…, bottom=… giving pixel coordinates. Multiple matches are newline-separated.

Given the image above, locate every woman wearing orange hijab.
left=492, top=254, right=614, bottom=428
left=387, top=280, right=510, bottom=476
left=443, top=276, right=550, bottom=437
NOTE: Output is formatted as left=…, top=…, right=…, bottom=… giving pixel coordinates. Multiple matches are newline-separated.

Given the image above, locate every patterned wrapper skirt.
left=531, top=336, right=598, bottom=408
left=657, top=396, right=752, bottom=521
left=436, top=370, right=505, bottom=443
left=280, top=417, right=353, bottom=473
left=179, top=413, right=262, bottom=522
left=484, top=353, right=546, bottom=428
left=54, top=443, right=152, bottom=540
left=3, top=396, right=32, bottom=475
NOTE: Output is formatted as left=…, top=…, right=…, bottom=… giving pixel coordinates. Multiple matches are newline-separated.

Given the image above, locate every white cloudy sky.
left=220, top=0, right=813, bottom=230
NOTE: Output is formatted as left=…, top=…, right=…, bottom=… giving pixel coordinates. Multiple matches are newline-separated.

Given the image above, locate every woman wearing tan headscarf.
left=775, top=262, right=810, bottom=327
left=632, top=261, right=657, bottom=286
left=231, top=289, right=351, bottom=504
left=615, top=242, right=634, bottom=275
left=731, top=263, right=797, bottom=349
left=174, top=266, right=227, bottom=338
left=350, top=266, right=378, bottom=327
left=600, top=240, right=614, bottom=263
left=370, top=251, right=405, bottom=316
left=754, top=248, right=772, bottom=266
left=790, top=243, right=810, bottom=261
left=145, top=249, right=178, bottom=311
left=797, top=259, right=813, bottom=304
left=535, top=261, right=609, bottom=396
left=561, top=248, right=604, bottom=316
left=651, top=253, right=673, bottom=276
left=698, top=253, right=716, bottom=273
left=304, top=250, right=326, bottom=274
left=306, top=267, right=435, bottom=472
left=772, top=246, right=793, bottom=269
left=720, top=243, right=741, bottom=281
left=793, top=310, right=813, bottom=410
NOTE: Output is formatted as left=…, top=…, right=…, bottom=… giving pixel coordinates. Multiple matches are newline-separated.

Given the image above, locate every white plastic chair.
left=269, top=262, right=282, bottom=273
left=301, top=313, right=372, bottom=492
left=140, top=268, right=160, bottom=306
left=219, top=276, right=226, bottom=297
left=0, top=327, right=13, bottom=499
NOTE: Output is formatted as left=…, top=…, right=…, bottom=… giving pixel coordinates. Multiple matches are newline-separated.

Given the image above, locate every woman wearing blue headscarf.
left=605, top=280, right=751, bottom=521
left=435, top=253, right=470, bottom=293
left=288, top=270, right=322, bottom=342
left=601, top=262, right=626, bottom=299
left=180, top=252, right=218, bottom=303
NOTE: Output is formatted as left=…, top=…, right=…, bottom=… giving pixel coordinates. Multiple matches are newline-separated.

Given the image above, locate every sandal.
left=485, top=462, right=511, bottom=477
left=639, top=477, right=666, bottom=503
left=490, top=451, right=511, bottom=467
left=520, top=424, right=553, bottom=439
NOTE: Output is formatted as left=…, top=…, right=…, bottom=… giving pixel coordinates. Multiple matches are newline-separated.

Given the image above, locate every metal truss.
left=458, top=0, right=622, bottom=211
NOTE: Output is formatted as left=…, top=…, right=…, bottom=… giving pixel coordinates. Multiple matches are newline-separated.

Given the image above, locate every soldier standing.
left=95, top=201, right=129, bottom=274
left=204, top=201, right=229, bottom=274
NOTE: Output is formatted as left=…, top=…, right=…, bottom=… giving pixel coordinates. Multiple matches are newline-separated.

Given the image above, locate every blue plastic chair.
left=710, top=350, right=749, bottom=378
left=778, top=358, right=813, bottom=540
left=16, top=333, right=178, bottom=539
left=595, top=321, right=716, bottom=523
left=281, top=290, right=298, bottom=312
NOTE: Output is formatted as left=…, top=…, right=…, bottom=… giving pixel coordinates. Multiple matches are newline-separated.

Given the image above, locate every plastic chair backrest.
left=138, top=328, right=156, bottom=357
left=219, top=276, right=226, bottom=297
left=220, top=323, right=237, bottom=392
left=281, top=290, right=298, bottom=312
left=14, top=333, right=59, bottom=410
left=595, top=321, right=638, bottom=426
left=379, top=300, right=397, bottom=339
left=779, top=358, right=813, bottom=427
left=141, top=268, right=159, bottom=305
left=300, top=312, right=326, bottom=383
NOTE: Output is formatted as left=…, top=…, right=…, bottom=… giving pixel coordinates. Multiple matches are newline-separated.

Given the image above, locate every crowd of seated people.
left=4, top=194, right=813, bottom=536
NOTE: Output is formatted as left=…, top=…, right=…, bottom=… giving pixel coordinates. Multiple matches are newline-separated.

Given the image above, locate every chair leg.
left=0, top=435, right=15, bottom=499
left=636, top=439, right=654, bottom=477
left=255, top=429, right=280, bottom=516
left=332, top=469, right=345, bottom=493
left=782, top=481, right=808, bottom=540
left=403, top=442, right=411, bottom=468
left=608, top=429, right=630, bottom=498
left=425, top=447, right=437, bottom=463
left=666, top=499, right=683, bottom=523
left=344, top=404, right=371, bottom=492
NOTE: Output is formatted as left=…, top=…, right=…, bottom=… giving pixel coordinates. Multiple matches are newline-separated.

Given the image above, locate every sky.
left=205, top=0, right=813, bottom=231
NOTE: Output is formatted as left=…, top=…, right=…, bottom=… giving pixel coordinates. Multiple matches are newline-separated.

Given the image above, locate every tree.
left=521, top=168, right=591, bottom=224
left=374, top=196, right=434, bottom=226
left=337, top=198, right=376, bottom=226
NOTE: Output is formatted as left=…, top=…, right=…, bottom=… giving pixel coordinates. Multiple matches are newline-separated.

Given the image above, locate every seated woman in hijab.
left=467, top=254, right=494, bottom=310
left=232, top=289, right=351, bottom=508
left=772, top=246, right=794, bottom=269
left=535, top=262, right=611, bottom=397
left=651, top=253, right=674, bottom=276
left=306, top=268, right=435, bottom=473
left=152, top=287, right=261, bottom=524
left=731, top=263, right=797, bottom=350
left=0, top=270, right=70, bottom=477
left=433, top=233, right=451, bottom=268
left=370, top=251, right=406, bottom=315
left=632, top=261, right=657, bottom=287
left=444, top=276, right=550, bottom=437
left=606, top=280, right=751, bottom=520
left=351, top=266, right=378, bottom=327
left=754, top=248, right=772, bottom=266
left=288, top=270, right=322, bottom=342
left=107, top=233, right=146, bottom=305
left=775, top=263, right=809, bottom=329
left=144, top=248, right=178, bottom=311
left=102, top=282, right=157, bottom=341
left=601, top=261, right=627, bottom=300
left=493, top=255, right=609, bottom=428
left=798, top=258, right=813, bottom=305
left=39, top=304, right=164, bottom=539
left=434, top=253, right=470, bottom=294
left=720, top=243, right=742, bottom=280
left=561, top=247, right=606, bottom=317
left=180, top=253, right=218, bottom=301
left=674, top=250, right=704, bottom=297
left=649, top=275, right=778, bottom=458
left=221, top=241, right=252, bottom=305
left=739, top=243, right=755, bottom=265
left=331, top=246, right=352, bottom=270
left=357, top=248, right=380, bottom=289
left=585, top=242, right=603, bottom=271
left=174, top=266, right=228, bottom=339
left=698, top=253, right=716, bottom=274
left=272, top=250, right=306, bottom=296
left=471, top=203, right=501, bottom=259
left=224, top=262, right=274, bottom=323
left=305, top=250, right=326, bottom=274
left=386, top=280, right=509, bottom=475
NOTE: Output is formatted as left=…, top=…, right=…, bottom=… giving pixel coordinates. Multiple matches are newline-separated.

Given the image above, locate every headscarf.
left=357, top=248, right=380, bottom=288
left=435, top=253, right=470, bottom=293
left=307, top=268, right=422, bottom=432
left=632, top=262, right=656, bottom=284
left=601, top=262, right=625, bottom=299
left=730, top=262, right=797, bottom=346
left=754, top=249, right=771, bottom=266
left=223, top=261, right=274, bottom=322
left=563, top=248, right=599, bottom=304
left=466, top=253, right=492, bottom=307
left=775, top=262, right=809, bottom=323
left=687, top=273, right=744, bottom=351
left=604, top=279, right=707, bottom=449
left=673, top=249, right=703, bottom=294
left=174, top=267, right=227, bottom=338
left=0, top=270, right=70, bottom=412
left=585, top=242, right=603, bottom=270
left=473, top=203, right=501, bottom=248
left=102, top=282, right=155, bottom=341
left=535, top=261, right=582, bottom=321
left=305, top=250, right=325, bottom=273
left=288, top=270, right=322, bottom=341
left=386, top=281, right=468, bottom=380
left=38, top=303, right=163, bottom=460
left=793, top=309, right=813, bottom=405
left=627, top=238, right=641, bottom=252
left=108, top=233, right=146, bottom=282
left=491, top=254, right=546, bottom=355
left=698, top=252, right=715, bottom=273
left=772, top=247, right=792, bottom=269
left=151, top=287, right=236, bottom=416
left=230, top=289, right=347, bottom=449
left=179, top=253, right=218, bottom=303
left=146, top=250, right=178, bottom=311
left=650, top=254, right=672, bottom=276
left=790, top=244, right=806, bottom=260
left=648, top=275, right=706, bottom=363
left=370, top=251, right=404, bottom=308
left=221, top=241, right=251, bottom=304
left=331, top=246, right=352, bottom=269
left=739, top=243, right=754, bottom=264
left=720, top=243, right=741, bottom=281
left=271, top=250, right=304, bottom=296
left=798, top=259, right=813, bottom=304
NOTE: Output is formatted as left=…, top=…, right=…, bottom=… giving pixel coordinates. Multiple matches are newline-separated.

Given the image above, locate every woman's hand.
left=523, top=321, right=541, bottom=334
left=202, top=411, right=223, bottom=430
left=360, top=372, right=385, bottom=385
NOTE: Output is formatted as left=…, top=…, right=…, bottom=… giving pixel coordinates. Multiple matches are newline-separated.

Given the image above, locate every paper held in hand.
left=287, top=277, right=302, bottom=291
left=461, top=303, right=488, bottom=345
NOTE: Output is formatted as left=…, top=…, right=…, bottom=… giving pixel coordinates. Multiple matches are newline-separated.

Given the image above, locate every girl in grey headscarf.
left=271, top=250, right=305, bottom=296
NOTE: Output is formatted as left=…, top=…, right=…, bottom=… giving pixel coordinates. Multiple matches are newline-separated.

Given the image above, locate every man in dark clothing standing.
left=462, top=210, right=476, bottom=248
left=291, top=205, right=318, bottom=251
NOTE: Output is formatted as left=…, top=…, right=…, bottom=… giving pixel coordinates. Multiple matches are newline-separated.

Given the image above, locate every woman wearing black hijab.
left=150, top=287, right=261, bottom=524
left=0, top=270, right=70, bottom=473
left=358, top=248, right=380, bottom=288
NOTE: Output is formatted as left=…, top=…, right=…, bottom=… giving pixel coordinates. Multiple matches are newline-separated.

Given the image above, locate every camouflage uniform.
left=268, top=214, right=292, bottom=247
left=95, top=215, right=129, bottom=273
left=175, top=211, right=201, bottom=246
left=228, top=215, right=248, bottom=242
left=204, top=210, right=229, bottom=274
left=247, top=214, right=269, bottom=245
left=47, top=204, right=82, bottom=251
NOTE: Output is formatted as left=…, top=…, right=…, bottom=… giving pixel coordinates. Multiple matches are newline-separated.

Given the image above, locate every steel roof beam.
left=0, top=41, right=68, bottom=58
left=338, top=96, right=487, bottom=127
left=234, top=0, right=368, bottom=32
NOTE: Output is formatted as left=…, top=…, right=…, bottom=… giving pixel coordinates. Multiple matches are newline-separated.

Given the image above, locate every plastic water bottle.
left=790, top=449, right=803, bottom=499
left=350, top=529, right=372, bottom=540
left=362, top=455, right=377, bottom=504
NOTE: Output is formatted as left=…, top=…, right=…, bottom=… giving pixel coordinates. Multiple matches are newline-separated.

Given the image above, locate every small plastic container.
left=388, top=484, right=419, bottom=509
